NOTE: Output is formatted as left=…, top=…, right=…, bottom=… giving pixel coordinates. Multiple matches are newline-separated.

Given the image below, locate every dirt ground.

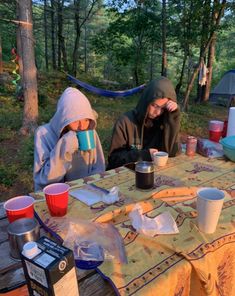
left=0, top=133, right=34, bottom=202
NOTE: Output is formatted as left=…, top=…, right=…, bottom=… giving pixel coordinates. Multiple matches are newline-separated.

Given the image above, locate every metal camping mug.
left=7, top=218, right=40, bottom=260
left=135, top=161, right=154, bottom=190
left=186, top=136, right=197, bottom=156
left=77, top=130, right=96, bottom=151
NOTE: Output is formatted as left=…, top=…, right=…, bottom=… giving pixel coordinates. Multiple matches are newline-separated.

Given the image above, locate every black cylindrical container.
left=135, top=161, right=154, bottom=190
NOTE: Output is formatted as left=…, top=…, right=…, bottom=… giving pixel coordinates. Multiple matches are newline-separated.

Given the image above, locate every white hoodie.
left=33, top=87, right=105, bottom=191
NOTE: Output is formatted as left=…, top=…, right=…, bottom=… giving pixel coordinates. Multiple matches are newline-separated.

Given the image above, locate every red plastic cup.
left=209, top=120, right=224, bottom=142
left=4, top=196, right=35, bottom=223
left=209, top=130, right=222, bottom=142
left=222, top=120, right=228, bottom=138
left=43, top=183, right=70, bottom=217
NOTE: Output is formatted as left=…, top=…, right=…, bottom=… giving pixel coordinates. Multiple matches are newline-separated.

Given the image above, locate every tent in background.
left=210, top=70, right=235, bottom=106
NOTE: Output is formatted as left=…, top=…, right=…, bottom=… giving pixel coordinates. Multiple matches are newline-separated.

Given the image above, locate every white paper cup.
left=153, top=151, right=168, bottom=167
left=197, top=188, right=224, bottom=234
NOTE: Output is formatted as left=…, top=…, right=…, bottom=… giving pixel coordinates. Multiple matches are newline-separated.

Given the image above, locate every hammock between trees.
left=67, top=74, right=146, bottom=97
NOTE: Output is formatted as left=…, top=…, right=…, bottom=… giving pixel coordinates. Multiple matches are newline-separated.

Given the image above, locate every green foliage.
left=189, top=103, right=214, bottom=117
left=0, top=96, right=22, bottom=129
left=18, top=136, right=34, bottom=171
left=91, top=3, right=162, bottom=83
left=0, top=2, right=16, bottom=61
left=0, top=128, right=16, bottom=141
left=0, top=163, right=18, bottom=187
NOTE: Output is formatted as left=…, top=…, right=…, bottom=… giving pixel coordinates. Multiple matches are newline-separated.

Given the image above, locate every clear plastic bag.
left=197, top=138, right=224, bottom=158
left=60, top=217, right=127, bottom=264
left=74, top=240, right=104, bottom=262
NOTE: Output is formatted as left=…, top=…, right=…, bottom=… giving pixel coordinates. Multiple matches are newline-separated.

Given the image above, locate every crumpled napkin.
left=70, top=185, right=119, bottom=206
left=101, top=186, right=119, bottom=204
left=129, top=204, right=179, bottom=237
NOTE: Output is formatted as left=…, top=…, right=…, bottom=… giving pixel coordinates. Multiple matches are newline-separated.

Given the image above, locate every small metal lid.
left=135, top=161, right=154, bottom=173
left=7, top=218, right=39, bottom=236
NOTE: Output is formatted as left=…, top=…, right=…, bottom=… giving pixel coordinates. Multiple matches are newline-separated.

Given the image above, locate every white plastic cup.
left=197, top=188, right=224, bottom=234
left=153, top=151, right=169, bottom=167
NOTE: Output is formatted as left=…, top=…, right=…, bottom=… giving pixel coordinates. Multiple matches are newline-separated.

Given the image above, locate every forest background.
left=0, top=0, right=234, bottom=201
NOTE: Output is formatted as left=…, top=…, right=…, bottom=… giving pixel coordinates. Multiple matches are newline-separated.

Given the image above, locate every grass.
left=0, top=70, right=228, bottom=201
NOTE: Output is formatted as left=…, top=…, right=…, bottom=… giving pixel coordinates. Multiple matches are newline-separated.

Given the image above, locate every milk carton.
left=21, top=236, right=79, bottom=296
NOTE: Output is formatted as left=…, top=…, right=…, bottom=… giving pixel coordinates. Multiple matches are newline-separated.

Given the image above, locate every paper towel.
left=227, top=107, right=235, bottom=137
left=129, top=204, right=179, bottom=237
left=70, top=185, right=119, bottom=206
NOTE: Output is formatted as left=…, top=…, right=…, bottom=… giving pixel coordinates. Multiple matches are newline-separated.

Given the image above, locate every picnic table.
left=1, top=153, right=235, bottom=296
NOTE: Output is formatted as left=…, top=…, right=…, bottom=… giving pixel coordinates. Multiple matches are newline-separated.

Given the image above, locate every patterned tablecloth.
left=32, top=154, right=235, bottom=296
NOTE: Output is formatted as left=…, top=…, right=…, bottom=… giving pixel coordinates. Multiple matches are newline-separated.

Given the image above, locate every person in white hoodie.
left=33, top=87, right=105, bottom=191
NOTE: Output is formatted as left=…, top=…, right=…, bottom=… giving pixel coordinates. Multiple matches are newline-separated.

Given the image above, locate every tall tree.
left=182, top=0, right=227, bottom=111
left=92, top=1, right=161, bottom=85
left=50, top=0, right=57, bottom=69
left=0, top=35, right=3, bottom=74
left=18, top=0, right=38, bottom=135
left=57, top=0, right=68, bottom=71
left=161, top=0, right=167, bottom=77
left=44, top=0, right=49, bottom=70
left=16, top=3, right=24, bottom=89
left=203, top=0, right=219, bottom=102
left=71, top=0, right=101, bottom=75
left=196, top=0, right=211, bottom=103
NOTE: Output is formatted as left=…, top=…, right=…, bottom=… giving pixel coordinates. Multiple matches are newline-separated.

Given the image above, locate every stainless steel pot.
left=7, top=218, right=40, bottom=260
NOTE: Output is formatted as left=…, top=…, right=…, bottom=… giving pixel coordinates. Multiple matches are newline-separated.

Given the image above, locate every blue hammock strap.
left=67, top=74, right=146, bottom=97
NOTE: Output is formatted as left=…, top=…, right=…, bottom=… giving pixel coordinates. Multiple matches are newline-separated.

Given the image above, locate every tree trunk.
left=16, top=3, right=24, bottom=88
left=44, top=0, right=49, bottom=70
left=196, top=0, right=211, bottom=103
left=57, top=0, right=62, bottom=70
left=203, top=35, right=216, bottom=102
left=182, top=0, right=227, bottom=111
left=71, top=0, right=98, bottom=75
left=133, top=66, right=139, bottom=86
left=58, top=0, right=68, bottom=71
left=149, top=42, right=154, bottom=80
left=203, top=1, right=219, bottom=102
left=0, top=35, right=3, bottom=74
left=72, top=0, right=81, bottom=76
left=175, top=51, right=187, bottom=96
left=133, top=44, right=141, bottom=86
left=61, top=35, right=68, bottom=71
left=84, top=21, right=88, bottom=73
left=50, top=0, right=57, bottom=69
left=161, top=0, right=167, bottom=77
left=18, top=0, right=38, bottom=135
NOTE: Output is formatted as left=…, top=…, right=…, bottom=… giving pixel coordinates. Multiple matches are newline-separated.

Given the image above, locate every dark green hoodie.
left=107, top=77, right=180, bottom=170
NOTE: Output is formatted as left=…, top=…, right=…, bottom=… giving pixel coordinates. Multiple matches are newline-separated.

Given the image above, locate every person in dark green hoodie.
left=107, top=77, right=180, bottom=170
